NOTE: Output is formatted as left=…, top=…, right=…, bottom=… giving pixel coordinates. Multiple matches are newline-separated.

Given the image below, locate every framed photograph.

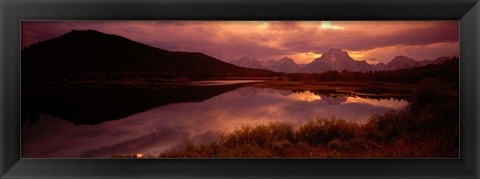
left=1, top=0, right=479, bottom=178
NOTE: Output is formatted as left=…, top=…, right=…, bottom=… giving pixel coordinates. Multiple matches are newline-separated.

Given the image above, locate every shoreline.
left=254, top=80, right=415, bottom=98
left=27, top=79, right=458, bottom=98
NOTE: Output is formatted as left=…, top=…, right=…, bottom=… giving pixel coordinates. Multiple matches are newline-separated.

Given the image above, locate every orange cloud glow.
left=22, top=21, right=459, bottom=64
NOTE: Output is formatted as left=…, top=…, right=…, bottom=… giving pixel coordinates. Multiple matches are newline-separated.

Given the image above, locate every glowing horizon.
left=22, top=21, right=459, bottom=64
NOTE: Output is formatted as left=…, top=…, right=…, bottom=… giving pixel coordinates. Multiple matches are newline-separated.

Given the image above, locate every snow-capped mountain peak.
left=229, top=57, right=265, bottom=69
left=263, top=56, right=300, bottom=73
left=303, top=48, right=373, bottom=72
left=228, top=49, right=454, bottom=73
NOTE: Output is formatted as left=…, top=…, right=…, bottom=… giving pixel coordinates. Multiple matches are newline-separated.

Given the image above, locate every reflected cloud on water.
left=22, top=86, right=408, bottom=158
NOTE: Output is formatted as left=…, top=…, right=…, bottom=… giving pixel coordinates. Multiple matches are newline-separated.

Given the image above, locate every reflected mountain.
left=22, top=84, right=408, bottom=127
left=278, top=90, right=293, bottom=97
left=319, top=95, right=348, bottom=105
left=235, top=87, right=261, bottom=97
left=22, top=82, right=254, bottom=125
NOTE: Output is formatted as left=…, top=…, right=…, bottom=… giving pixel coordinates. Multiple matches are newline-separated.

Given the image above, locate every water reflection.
left=188, top=80, right=264, bottom=86
left=286, top=91, right=322, bottom=102
left=22, top=82, right=252, bottom=125
left=22, top=85, right=408, bottom=158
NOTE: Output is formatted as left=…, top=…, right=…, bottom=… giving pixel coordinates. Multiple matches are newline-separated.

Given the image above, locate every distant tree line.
left=284, top=57, right=459, bottom=86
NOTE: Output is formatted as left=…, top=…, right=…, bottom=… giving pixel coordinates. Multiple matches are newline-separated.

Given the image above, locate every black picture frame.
left=1, top=0, right=479, bottom=178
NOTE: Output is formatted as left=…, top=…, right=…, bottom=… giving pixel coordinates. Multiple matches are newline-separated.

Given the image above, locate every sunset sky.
left=22, top=21, right=459, bottom=64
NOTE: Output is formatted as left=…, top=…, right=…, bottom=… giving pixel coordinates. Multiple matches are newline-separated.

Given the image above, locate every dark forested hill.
left=22, top=29, right=276, bottom=81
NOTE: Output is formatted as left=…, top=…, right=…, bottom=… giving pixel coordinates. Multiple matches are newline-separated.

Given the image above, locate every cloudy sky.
left=22, top=21, right=459, bottom=64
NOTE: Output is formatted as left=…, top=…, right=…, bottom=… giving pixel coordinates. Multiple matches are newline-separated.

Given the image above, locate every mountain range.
left=230, top=48, right=454, bottom=73
left=22, top=29, right=455, bottom=79
left=230, top=56, right=301, bottom=73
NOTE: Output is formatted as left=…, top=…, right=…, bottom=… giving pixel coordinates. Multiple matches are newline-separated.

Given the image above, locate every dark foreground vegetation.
left=114, top=78, right=457, bottom=158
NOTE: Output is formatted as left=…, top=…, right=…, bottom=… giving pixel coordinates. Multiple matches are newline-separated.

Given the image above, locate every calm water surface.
left=22, top=81, right=408, bottom=158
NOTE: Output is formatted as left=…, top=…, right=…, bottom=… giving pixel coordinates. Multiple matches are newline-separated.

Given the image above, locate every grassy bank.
left=254, top=80, right=417, bottom=98
left=122, top=78, right=457, bottom=158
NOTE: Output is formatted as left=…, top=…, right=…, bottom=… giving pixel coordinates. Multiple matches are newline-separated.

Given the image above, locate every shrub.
left=409, top=78, right=449, bottom=113
left=219, top=122, right=295, bottom=149
left=296, top=117, right=359, bottom=146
